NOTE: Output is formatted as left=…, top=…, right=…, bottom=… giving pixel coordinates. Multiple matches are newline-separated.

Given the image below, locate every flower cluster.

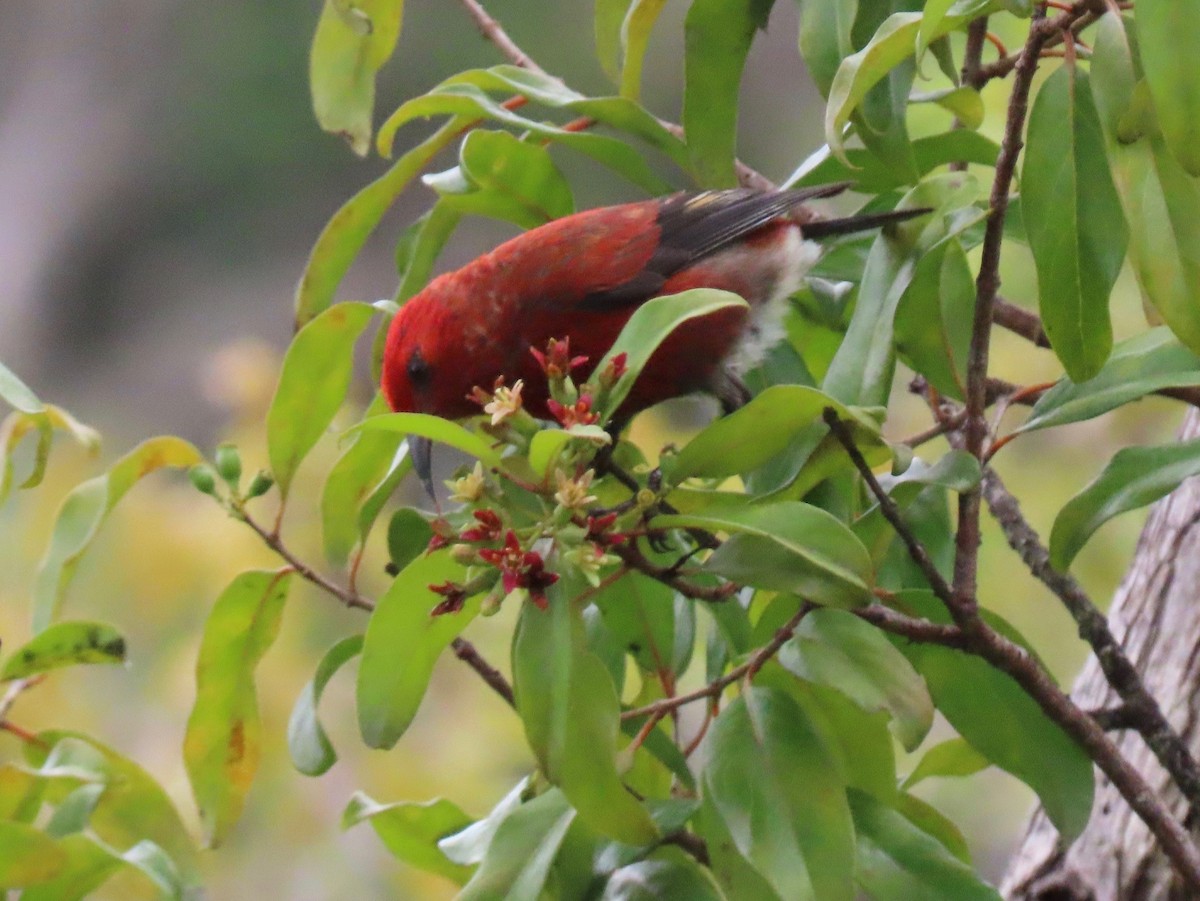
left=478, top=530, right=559, bottom=610
left=546, top=394, right=600, bottom=428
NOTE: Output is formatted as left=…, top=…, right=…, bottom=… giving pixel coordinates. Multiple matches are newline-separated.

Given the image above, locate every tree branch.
left=825, top=408, right=1200, bottom=889
left=621, top=604, right=813, bottom=721
left=955, top=4, right=1058, bottom=620
left=980, top=466, right=1200, bottom=815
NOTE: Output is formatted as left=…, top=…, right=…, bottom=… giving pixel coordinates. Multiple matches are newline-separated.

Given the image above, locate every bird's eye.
left=407, top=350, right=431, bottom=385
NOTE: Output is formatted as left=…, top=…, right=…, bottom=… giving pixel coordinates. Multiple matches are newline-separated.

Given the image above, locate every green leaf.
left=15, top=833, right=119, bottom=901
left=596, top=0, right=635, bottom=82
left=894, top=239, right=974, bottom=399
left=296, top=117, right=464, bottom=327
left=778, top=608, right=933, bottom=750
left=183, top=569, right=293, bottom=847
left=895, top=793, right=972, bottom=865
left=439, top=777, right=528, bottom=866
left=354, top=412, right=504, bottom=470
left=1091, top=15, right=1200, bottom=356
left=457, top=788, right=575, bottom=901
left=29, top=732, right=199, bottom=889
left=342, top=792, right=473, bottom=884
left=1136, top=2, right=1200, bottom=176
left=695, top=793, right=784, bottom=901
left=0, top=763, right=43, bottom=823
left=683, top=0, right=775, bottom=187
left=432, top=67, right=689, bottom=168
left=45, top=784, right=105, bottom=838
left=1050, top=437, right=1200, bottom=569
left=512, top=583, right=659, bottom=845
left=19, top=835, right=183, bottom=901
left=595, top=289, right=749, bottom=420
left=267, top=301, right=378, bottom=500
left=655, top=501, right=874, bottom=608
left=798, top=0, right=856, bottom=97
left=824, top=4, right=1001, bottom=164
left=0, top=821, right=66, bottom=887
left=377, top=84, right=673, bottom=195
left=0, top=403, right=100, bottom=501
left=592, top=572, right=685, bottom=677
left=386, top=506, right=434, bottom=573
left=704, top=688, right=856, bottom=901
left=665, top=385, right=884, bottom=482
left=394, top=201, right=463, bottom=305
left=309, top=0, right=404, bottom=156
left=823, top=175, right=984, bottom=407
left=602, top=847, right=729, bottom=900
left=789, top=131, right=1000, bottom=195
left=321, top=394, right=406, bottom=565
left=33, top=436, right=201, bottom=632
left=902, top=738, right=989, bottom=789
left=915, top=0, right=959, bottom=70
left=911, top=87, right=984, bottom=129
left=356, top=552, right=473, bottom=748
left=772, top=675, right=898, bottom=804
left=0, top=359, right=43, bottom=414
left=1020, top=328, right=1200, bottom=433
left=1, top=621, right=125, bottom=681
left=620, top=0, right=670, bottom=100
left=456, top=130, right=575, bottom=224
left=895, top=590, right=1094, bottom=840
left=849, top=790, right=1002, bottom=900
left=1024, top=64, right=1126, bottom=381
left=288, top=634, right=363, bottom=776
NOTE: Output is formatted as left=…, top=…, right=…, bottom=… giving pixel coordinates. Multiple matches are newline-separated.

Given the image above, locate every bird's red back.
left=380, top=190, right=830, bottom=420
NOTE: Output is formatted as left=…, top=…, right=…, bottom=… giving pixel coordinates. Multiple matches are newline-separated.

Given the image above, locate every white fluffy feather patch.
left=724, top=229, right=820, bottom=375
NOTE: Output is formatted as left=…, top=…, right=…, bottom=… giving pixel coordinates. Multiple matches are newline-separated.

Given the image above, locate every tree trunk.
left=1002, top=410, right=1200, bottom=900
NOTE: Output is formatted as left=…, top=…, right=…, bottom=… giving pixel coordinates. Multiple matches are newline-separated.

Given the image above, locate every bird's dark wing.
left=579, top=184, right=849, bottom=310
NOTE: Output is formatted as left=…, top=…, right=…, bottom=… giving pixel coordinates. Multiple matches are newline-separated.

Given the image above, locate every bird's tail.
left=801, top=206, right=933, bottom=239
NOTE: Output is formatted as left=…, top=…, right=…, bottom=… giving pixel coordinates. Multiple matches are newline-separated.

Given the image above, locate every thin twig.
left=994, top=296, right=1052, bottom=347
left=981, top=466, right=1200, bottom=815
left=612, top=542, right=735, bottom=602
left=855, top=606, right=969, bottom=649
left=968, top=6, right=1103, bottom=88
left=621, top=605, right=813, bottom=721
left=1090, top=706, right=1140, bottom=731
left=239, top=510, right=373, bottom=611
left=451, top=637, right=516, bottom=707
left=955, top=3, right=1059, bottom=622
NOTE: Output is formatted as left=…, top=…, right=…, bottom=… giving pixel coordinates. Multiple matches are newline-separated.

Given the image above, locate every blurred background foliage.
left=0, top=1, right=1181, bottom=897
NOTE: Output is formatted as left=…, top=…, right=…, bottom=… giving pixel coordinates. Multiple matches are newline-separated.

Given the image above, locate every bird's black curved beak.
left=410, top=436, right=437, bottom=503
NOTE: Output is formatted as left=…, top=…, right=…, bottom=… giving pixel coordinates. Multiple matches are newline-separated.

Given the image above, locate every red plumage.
left=381, top=185, right=920, bottom=421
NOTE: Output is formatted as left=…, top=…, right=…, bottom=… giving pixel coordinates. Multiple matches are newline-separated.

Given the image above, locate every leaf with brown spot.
left=0, top=621, right=127, bottom=681
left=184, top=569, right=293, bottom=848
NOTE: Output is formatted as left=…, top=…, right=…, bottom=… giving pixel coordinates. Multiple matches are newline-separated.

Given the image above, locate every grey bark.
left=1002, top=409, right=1200, bottom=900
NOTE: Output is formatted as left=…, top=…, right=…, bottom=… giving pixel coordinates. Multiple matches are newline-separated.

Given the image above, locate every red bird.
left=381, top=185, right=922, bottom=478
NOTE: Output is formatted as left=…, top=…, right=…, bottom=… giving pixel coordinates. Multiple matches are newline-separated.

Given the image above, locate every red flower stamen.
left=531, top=337, right=588, bottom=380
left=429, top=580, right=468, bottom=616
left=546, top=393, right=600, bottom=428
left=460, top=508, right=504, bottom=543
left=478, top=530, right=559, bottom=609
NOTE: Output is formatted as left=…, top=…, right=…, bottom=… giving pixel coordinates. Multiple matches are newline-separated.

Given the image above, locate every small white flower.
left=554, top=469, right=597, bottom=510
left=484, top=379, right=524, bottom=426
